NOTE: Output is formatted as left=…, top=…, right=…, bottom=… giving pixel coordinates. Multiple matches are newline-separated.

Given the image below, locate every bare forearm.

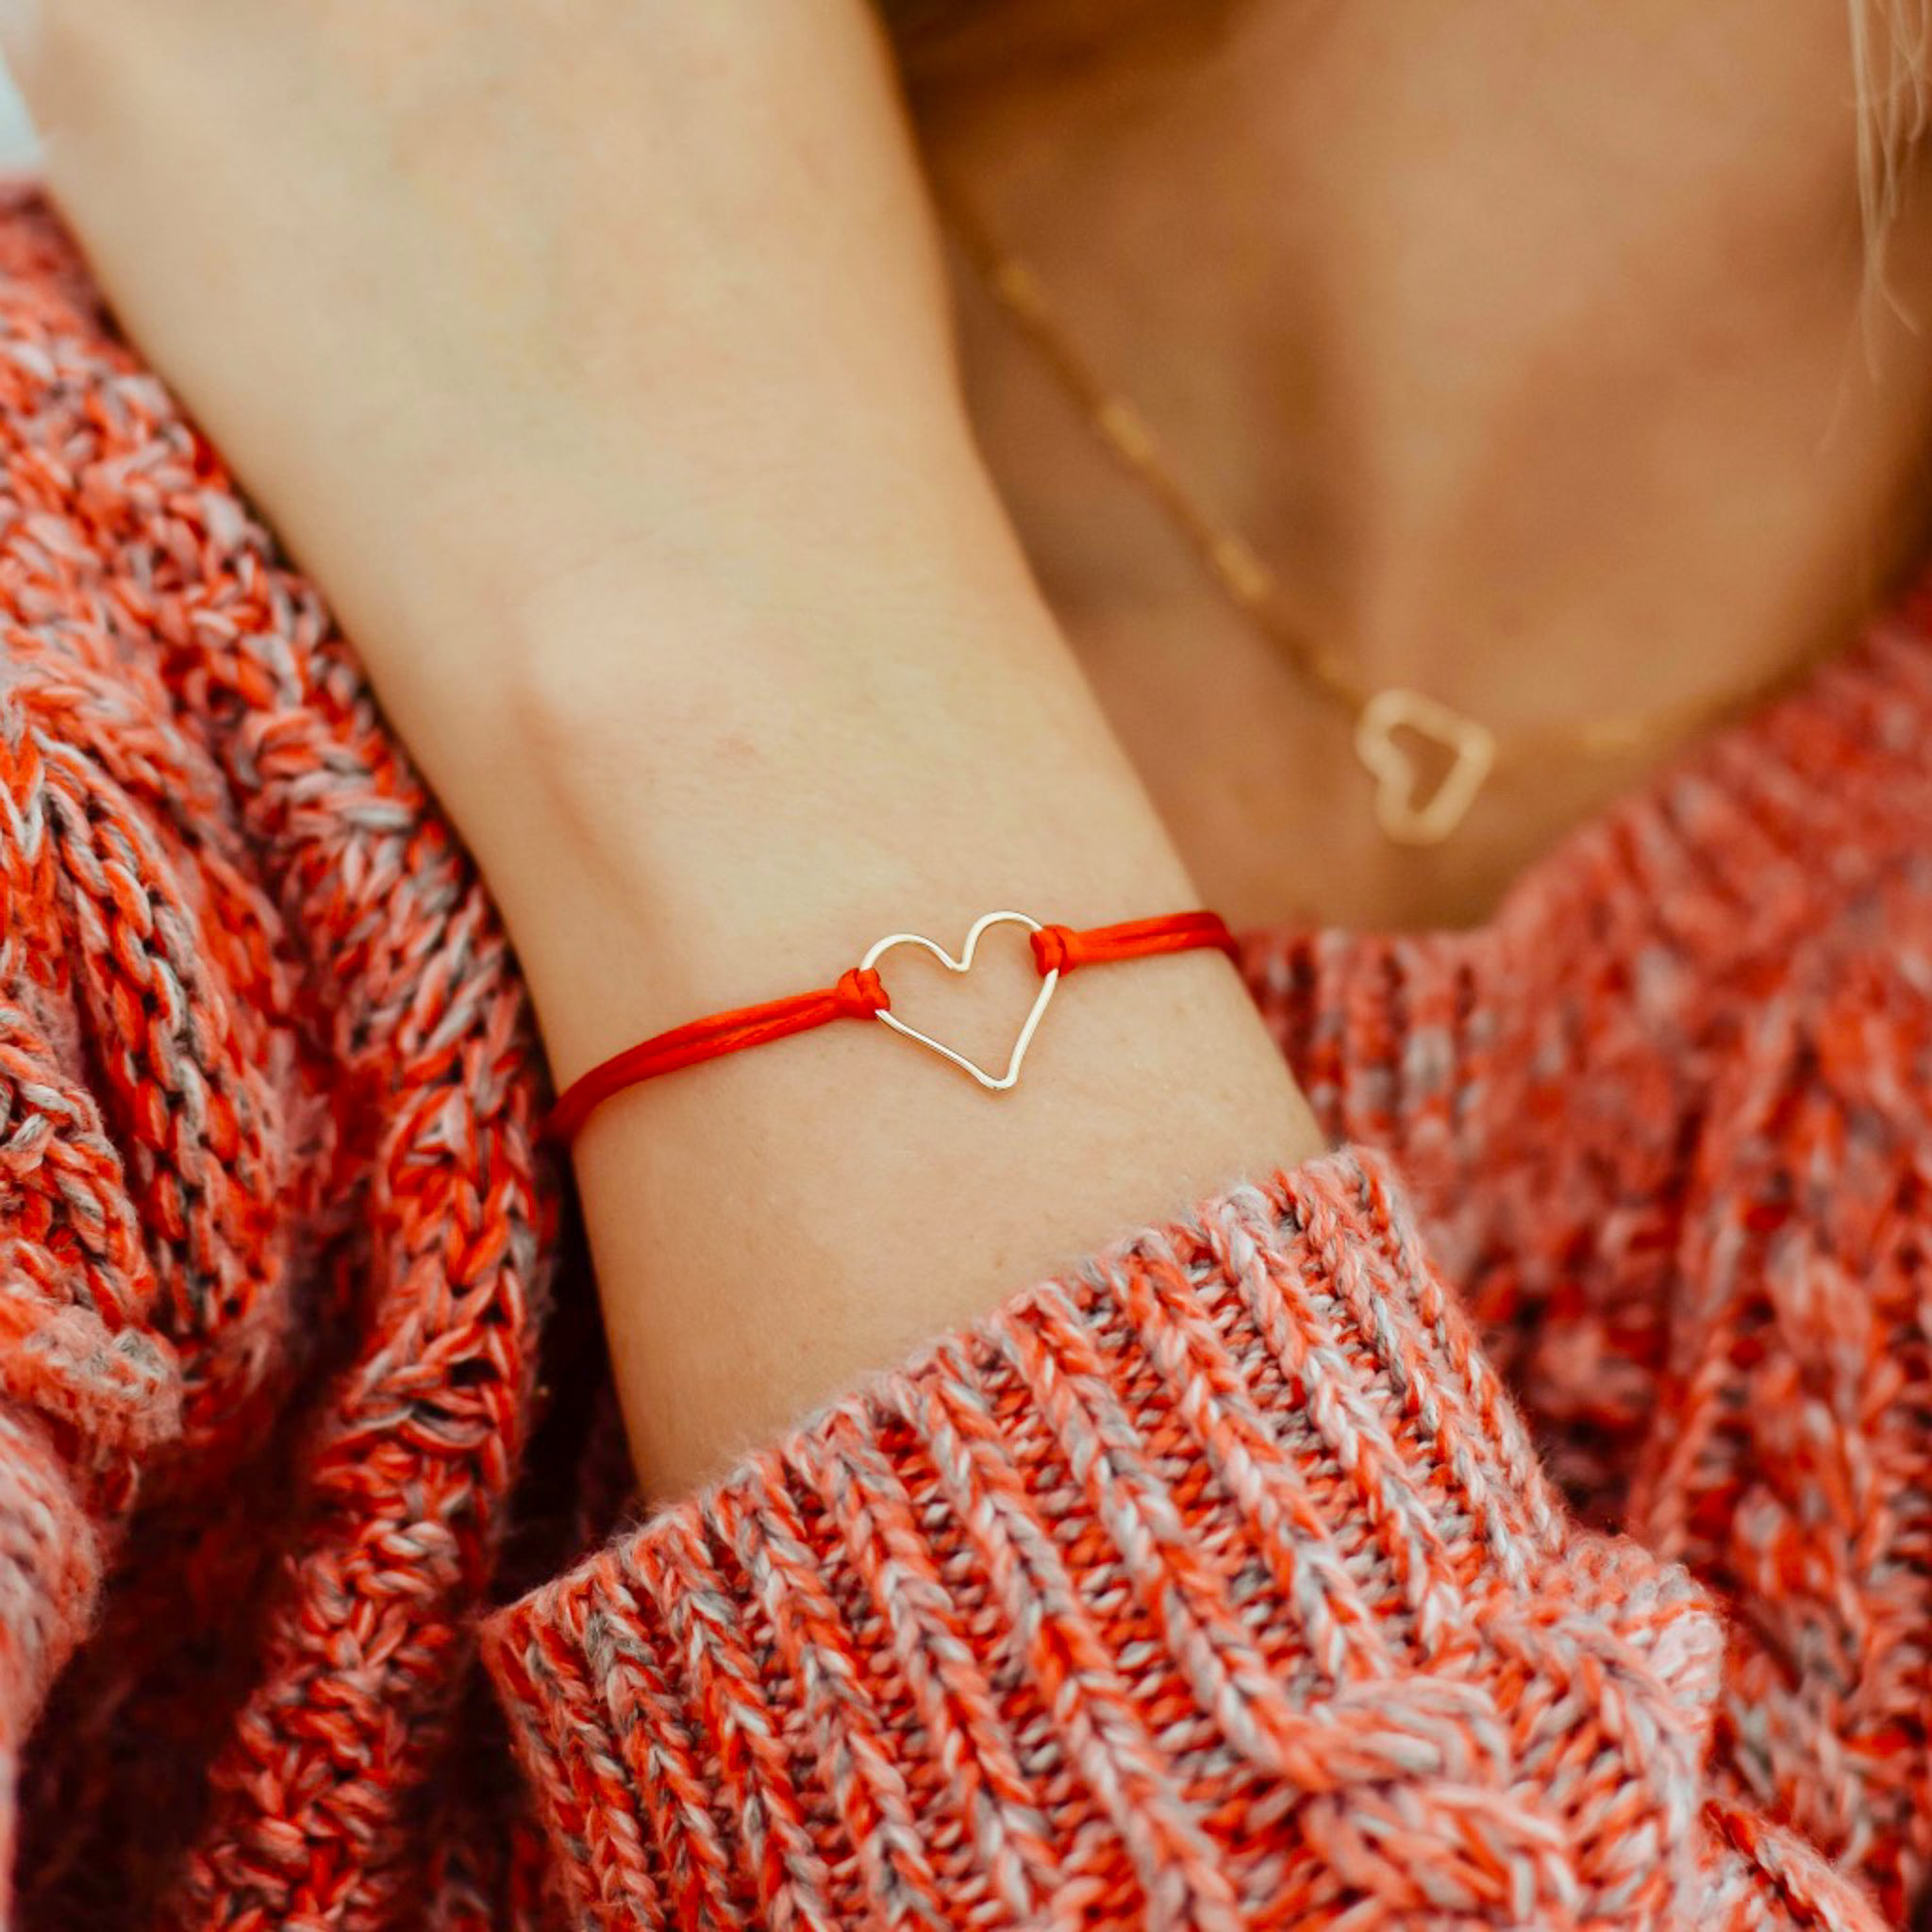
left=479, top=549, right=1321, bottom=1497
left=9, top=0, right=1322, bottom=1495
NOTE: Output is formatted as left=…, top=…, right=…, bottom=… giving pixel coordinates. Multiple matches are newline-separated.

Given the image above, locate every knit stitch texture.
left=0, top=186, right=1924, bottom=1929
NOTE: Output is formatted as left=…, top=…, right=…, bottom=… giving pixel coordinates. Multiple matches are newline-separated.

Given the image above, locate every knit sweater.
left=0, top=180, right=1924, bottom=1932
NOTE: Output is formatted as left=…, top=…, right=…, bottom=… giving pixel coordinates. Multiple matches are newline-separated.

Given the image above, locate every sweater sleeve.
left=0, top=864, right=184, bottom=1898
left=479, top=1147, right=1885, bottom=1931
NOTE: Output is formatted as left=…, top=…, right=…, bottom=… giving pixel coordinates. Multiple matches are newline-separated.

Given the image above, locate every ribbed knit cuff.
left=481, top=1148, right=1867, bottom=1931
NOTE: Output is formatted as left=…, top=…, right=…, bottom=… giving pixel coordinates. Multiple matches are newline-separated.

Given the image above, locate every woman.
left=0, top=0, right=1920, bottom=1924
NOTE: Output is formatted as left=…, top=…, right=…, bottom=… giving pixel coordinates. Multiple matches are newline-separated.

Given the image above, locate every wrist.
left=445, top=579, right=1191, bottom=1088
left=495, top=703, right=1197, bottom=1090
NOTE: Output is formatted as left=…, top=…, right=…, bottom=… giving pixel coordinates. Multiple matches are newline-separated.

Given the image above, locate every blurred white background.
left=0, top=64, right=33, bottom=170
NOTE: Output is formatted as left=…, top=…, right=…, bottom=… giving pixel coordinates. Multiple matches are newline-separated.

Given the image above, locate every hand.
left=1, top=0, right=995, bottom=853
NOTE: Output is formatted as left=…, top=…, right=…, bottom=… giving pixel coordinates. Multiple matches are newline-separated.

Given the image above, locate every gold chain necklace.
left=942, top=190, right=1830, bottom=846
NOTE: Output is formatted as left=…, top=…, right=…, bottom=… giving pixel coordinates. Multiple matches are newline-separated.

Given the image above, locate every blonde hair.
left=1854, top=0, right=1932, bottom=307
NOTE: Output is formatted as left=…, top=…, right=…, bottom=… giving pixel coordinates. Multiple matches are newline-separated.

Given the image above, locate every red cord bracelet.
left=546, top=907, right=1241, bottom=1144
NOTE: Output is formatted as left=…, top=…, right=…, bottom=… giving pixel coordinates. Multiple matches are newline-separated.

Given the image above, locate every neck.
left=898, top=2, right=1932, bottom=923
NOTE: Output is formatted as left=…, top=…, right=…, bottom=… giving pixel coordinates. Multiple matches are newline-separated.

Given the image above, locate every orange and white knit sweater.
left=0, top=183, right=1924, bottom=1932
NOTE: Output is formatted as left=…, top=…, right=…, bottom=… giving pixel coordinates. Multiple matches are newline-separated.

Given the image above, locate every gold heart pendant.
left=1352, top=687, right=1498, bottom=846
left=861, top=909, right=1058, bottom=1091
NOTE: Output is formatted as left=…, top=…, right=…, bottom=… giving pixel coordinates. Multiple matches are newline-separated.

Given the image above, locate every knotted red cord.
left=1026, top=910, right=1239, bottom=976
left=547, top=908, right=1240, bottom=1143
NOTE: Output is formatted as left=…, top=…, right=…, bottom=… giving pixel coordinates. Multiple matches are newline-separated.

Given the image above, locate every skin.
left=906, top=0, right=1932, bottom=925
left=5, top=1, right=1929, bottom=1492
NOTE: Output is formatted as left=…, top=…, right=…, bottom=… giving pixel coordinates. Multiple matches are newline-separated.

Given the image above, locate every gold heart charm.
left=1352, top=687, right=1498, bottom=846
left=861, top=909, right=1057, bottom=1091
